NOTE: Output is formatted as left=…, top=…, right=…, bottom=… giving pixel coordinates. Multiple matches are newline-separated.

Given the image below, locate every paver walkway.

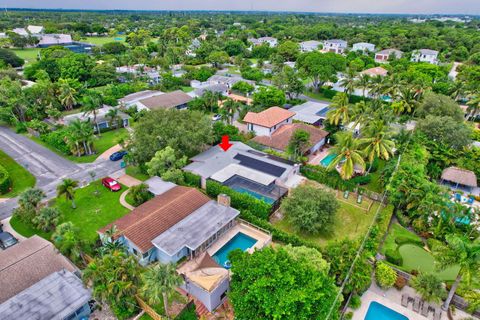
left=119, top=190, right=135, bottom=211
left=117, top=174, right=142, bottom=188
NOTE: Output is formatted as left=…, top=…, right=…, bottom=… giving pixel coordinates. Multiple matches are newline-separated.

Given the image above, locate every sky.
left=3, top=0, right=480, bottom=15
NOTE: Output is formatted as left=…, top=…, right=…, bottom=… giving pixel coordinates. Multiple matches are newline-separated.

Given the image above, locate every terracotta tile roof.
left=361, top=67, right=388, bottom=77
left=0, top=236, right=77, bottom=303
left=99, top=186, right=210, bottom=252
left=441, top=166, right=478, bottom=187
left=243, top=107, right=295, bottom=128
left=139, top=90, right=193, bottom=110
left=252, top=123, right=329, bottom=152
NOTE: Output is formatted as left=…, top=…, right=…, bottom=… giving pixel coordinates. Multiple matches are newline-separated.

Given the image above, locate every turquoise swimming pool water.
left=212, top=232, right=257, bottom=268
left=232, top=186, right=275, bottom=204
left=365, top=302, right=409, bottom=320
left=320, top=153, right=337, bottom=167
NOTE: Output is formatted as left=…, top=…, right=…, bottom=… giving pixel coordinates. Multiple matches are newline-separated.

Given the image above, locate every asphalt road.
left=0, top=127, right=124, bottom=219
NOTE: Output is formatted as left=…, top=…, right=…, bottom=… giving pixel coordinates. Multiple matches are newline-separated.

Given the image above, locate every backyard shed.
left=441, top=167, right=478, bottom=190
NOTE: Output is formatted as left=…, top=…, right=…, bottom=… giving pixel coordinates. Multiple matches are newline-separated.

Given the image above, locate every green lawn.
left=381, top=223, right=421, bottom=254
left=55, top=180, right=130, bottom=245
left=125, top=166, right=150, bottom=181
left=399, top=244, right=459, bottom=281
left=29, top=128, right=128, bottom=163
left=82, top=36, right=125, bottom=45
left=181, top=86, right=194, bottom=93
left=11, top=180, right=130, bottom=247
left=11, top=48, right=40, bottom=65
left=304, top=90, right=333, bottom=102
left=0, top=150, right=36, bottom=198
left=274, top=200, right=382, bottom=247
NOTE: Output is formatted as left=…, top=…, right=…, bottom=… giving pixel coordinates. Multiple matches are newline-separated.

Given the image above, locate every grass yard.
left=55, top=180, right=130, bottom=245
left=11, top=180, right=130, bottom=247
left=82, top=36, right=125, bottom=45
left=380, top=223, right=421, bottom=254
left=11, top=48, right=40, bottom=65
left=336, top=190, right=373, bottom=211
left=0, top=150, right=36, bottom=198
left=274, top=200, right=382, bottom=247
left=304, top=90, right=333, bottom=102
left=125, top=166, right=150, bottom=181
left=181, top=86, right=194, bottom=93
left=29, top=128, right=128, bottom=163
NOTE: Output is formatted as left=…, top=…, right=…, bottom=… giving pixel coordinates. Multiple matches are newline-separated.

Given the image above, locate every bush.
left=350, top=175, right=372, bottom=185
left=349, top=295, right=361, bottom=309
left=301, top=165, right=357, bottom=191
left=40, top=129, right=71, bottom=154
left=182, top=171, right=201, bottom=188
left=385, top=248, right=403, bottom=266
left=128, top=183, right=153, bottom=207
left=394, top=276, right=407, bottom=290
left=206, top=180, right=271, bottom=220
left=344, top=312, right=353, bottom=320
left=375, top=262, right=397, bottom=289
left=0, top=164, right=11, bottom=194
left=0, top=48, right=24, bottom=67
left=394, top=235, right=423, bottom=247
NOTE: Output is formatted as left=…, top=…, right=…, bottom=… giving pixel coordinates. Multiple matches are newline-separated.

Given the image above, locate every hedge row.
left=385, top=248, right=403, bottom=266
left=183, top=171, right=201, bottom=188
left=301, top=165, right=358, bottom=191
left=205, top=180, right=271, bottom=220
left=0, top=164, right=11, bottom=194
left=394, top=235, right=424, bottom=247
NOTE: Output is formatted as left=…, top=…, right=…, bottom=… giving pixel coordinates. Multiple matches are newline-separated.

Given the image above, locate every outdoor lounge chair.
left=413, top=297, right=421, bottom=313
left=421, top=302, right=429, bottom=317
left=401, top=294, right=409, bottom=307
left=455, top=193, right=462, bottom=201
left=433, top=308, right=442, bottom=320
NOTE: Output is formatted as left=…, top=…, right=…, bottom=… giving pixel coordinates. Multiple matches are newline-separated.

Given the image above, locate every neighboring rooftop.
left=119, top=90, right=163, bottom=105
left=290, top=101, right=330, bottom=124
left=377, top=48, right=403, bottom=56
left=194, top=83, right=228, bottom=96
left=144, top=176, right=177, bottom=196
left=252, top=123, right=329, bottom=153
left=37, top=34, right=73, bottom=46
left=0, top=270, right=91, bottom=320
left=139, top=90, right=192, bottom=110
left=414, top=49, right=439, bottom=56
left=361, top=67, right=388, bottom=77
left=243, top=107, right=295, bottom=128
left=441, top=167, right=478, bottom=188
left=99, top=186, right=211, bottom=252
left=0, top=236, right=77, bottom=304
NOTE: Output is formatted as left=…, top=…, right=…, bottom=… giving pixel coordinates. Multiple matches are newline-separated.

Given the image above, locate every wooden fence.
left=135, top=295, right=165, bottom=320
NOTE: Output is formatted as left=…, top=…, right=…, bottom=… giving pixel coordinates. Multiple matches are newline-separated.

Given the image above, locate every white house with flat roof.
left=300, top=40, right=323, bottom=52
left=290, top=101, right=330, bottom=126
left=248, top=37, right=278, bottom=48
left=323, top=39, right=348, bottom=54
left=352, top=42, right=375, bottom=52
left=411, top=49, right=439, bottom=65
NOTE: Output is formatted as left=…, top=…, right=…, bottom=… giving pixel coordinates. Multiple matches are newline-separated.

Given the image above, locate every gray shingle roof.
left=139, top=90, right=193, bottom=110
left=0, top=270, right=91, bottom=320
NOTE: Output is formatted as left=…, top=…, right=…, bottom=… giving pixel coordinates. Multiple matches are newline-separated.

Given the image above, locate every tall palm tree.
left=392, top=86, right=419, bottom=115
left=106, top=108, right=122, bottom=128
left=57, top=78, right=78, bottom=111
left=433, top=235, right=480, bottom=311
left=367, top=75, right=385, bottom=99
left=202, top=91, right=220, bottom=113
left=327, top=131, right=365, bottom=180
left=220, top=99, right=240, bottom=124
left=57, top=178, right=79, bottom=209
left=339, top=69, right=357, bottom=96
left=355, top=73, right=371, bottom=98
left=140, top=263, right=182, bottom=316
left=82, top=92, right=103, bottom=135
left=359, top=120, right=395, bottom=172
left=410, top=273, right=446, bottom=304
left=326, top=92, right=351, bottom=126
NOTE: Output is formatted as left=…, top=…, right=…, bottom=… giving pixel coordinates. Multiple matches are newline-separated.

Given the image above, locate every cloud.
left=3, top=0, right=480, bottom=14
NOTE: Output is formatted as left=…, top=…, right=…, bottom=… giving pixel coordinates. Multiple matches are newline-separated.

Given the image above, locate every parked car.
left=212, top=114, right=222, bottom=121
left=0, top=232, right=18, bottom=250
left=109, top=150, right=128, bottom=161
left=102, top=177, right=121, bottom=192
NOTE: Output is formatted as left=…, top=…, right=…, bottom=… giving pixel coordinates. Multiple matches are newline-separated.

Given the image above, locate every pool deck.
left=353, top=283, right=476, bottom=320
left=308, top=148, right=330, bottom=165
left=207, top=221, right=272, bottom=257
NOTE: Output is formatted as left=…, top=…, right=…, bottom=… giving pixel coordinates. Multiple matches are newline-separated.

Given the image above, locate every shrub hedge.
left=206, top=180, right=271, bottom=220
left=183, top=171, right=201, bottom=188
left=394, top=235, right=424, bottom=247
left=385, top=248, right=403, bottom=266
left=301, top=165, right=357, bottom=191
left=0, top=164, right=11, bottom=194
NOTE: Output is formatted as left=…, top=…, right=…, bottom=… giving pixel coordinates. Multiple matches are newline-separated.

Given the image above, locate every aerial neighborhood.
left=0, top=7, right=479, bottom=320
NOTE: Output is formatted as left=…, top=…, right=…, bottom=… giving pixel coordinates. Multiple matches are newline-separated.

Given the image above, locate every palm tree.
left=327, top=131, right=365, bottom=180
left=82, top=92, right=103, bottom=135
left=355, top=74, right=371, bottom=98
left=57, top=78, right=78, bottom=111
left=391, top=86, right=419, bottom=115
left=202, top=91, right=221, bottom=113
left=140, top=263, right=182, bottom=316
left=466, top=94, right=480, bottom=121
left=106, top=108, right=122, bottom=128
left=339, top=69, right=357, bottom=96
left=359, top=120, right=395, bottom=172
left=432, top=235, right=480, bottom=311
left=57, top=178, right=79, bottom=209
left=326, top=93, right=351, bottom=126
left=220, top=99, right=240, bottom=124
left=410, top=273, right=446, bottom=304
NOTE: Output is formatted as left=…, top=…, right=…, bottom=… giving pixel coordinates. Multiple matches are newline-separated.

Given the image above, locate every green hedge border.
left=0, top=164, right=11, bottom=194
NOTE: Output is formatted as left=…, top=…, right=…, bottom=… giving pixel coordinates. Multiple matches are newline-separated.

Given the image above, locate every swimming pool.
left=320, top=153, right=337, bottom=167
left=232, top=186, right=276, bottom=204
left=365, top=301, right=409, bottom=320
left=212, top=232, right=257, bottom=268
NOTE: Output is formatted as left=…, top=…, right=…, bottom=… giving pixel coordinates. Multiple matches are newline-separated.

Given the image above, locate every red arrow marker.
left=219, top=135, right=233, bottom=152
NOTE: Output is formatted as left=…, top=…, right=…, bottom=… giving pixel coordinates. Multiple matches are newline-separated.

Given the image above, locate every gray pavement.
left=0, top=127, right=124, bottom=219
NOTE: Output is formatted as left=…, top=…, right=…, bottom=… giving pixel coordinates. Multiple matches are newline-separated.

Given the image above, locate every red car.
left=102, top=177, right=121, bottom=192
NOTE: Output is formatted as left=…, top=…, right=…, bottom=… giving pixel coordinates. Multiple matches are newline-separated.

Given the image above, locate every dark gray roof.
left=152, top=200, right=240, bottom=255
left=139, top=90, right=193, bottom=110
left=194, top=84, right=228, bottom=96
left=0, top=270, right=91, bottom=320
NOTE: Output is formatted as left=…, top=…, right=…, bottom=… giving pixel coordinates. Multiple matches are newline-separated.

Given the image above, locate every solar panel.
left=234, top=154, right=286, bottom=177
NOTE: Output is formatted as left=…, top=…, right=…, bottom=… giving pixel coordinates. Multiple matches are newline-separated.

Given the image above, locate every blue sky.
left=3, top=0, right=480, bottom=15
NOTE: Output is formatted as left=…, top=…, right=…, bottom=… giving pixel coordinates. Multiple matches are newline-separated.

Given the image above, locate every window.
left=132, top=248, right=138, bottom=255
left=142, top=251, right=149, bottom=259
